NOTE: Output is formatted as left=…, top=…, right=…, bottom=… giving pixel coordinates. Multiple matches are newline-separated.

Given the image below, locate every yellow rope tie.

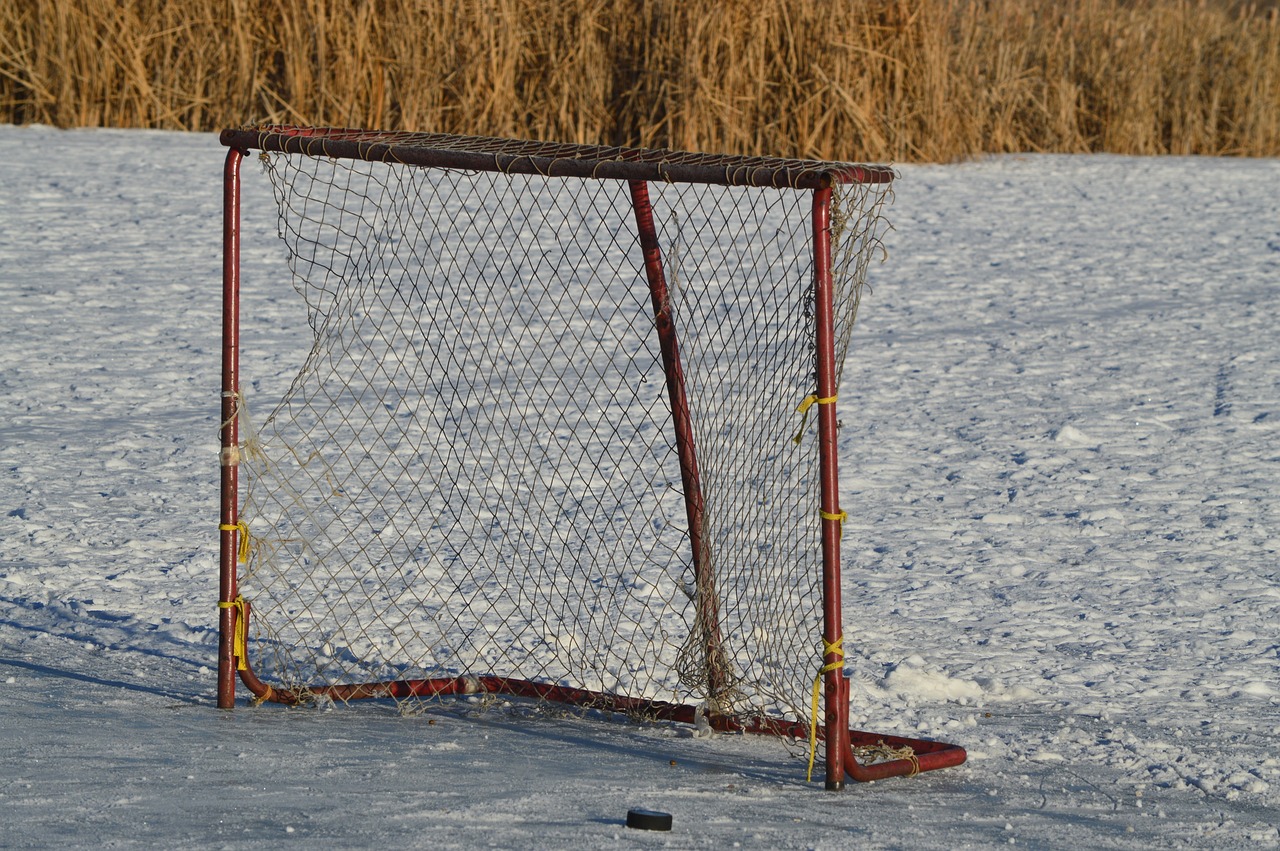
left=806, top=635, right=845, bottom=782
left=792, top=393, right=837, bottom=445
left=821, top=508, right=848, bottom=540
left=217, top=596, right=249, bottom=671
left=218, top=521, right=251, bottom=563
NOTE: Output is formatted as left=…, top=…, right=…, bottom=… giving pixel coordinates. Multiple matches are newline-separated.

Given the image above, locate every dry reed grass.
left=1, top=0, right=1276, bottom=161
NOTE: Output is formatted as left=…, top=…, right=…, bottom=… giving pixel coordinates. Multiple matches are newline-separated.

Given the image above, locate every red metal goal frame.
left=217, top=126, right=966, bottom=788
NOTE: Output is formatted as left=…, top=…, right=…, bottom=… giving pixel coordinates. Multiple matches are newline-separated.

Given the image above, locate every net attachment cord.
left=806, top=636, right=845, bottom=782
left=218, top=520, right=251, bottom=564
left=792, top=392, right=837, bottom=446
left=795, top=392, right=848, bottom=533
left=217, top=594, right=249, bottom=672
left=804, top=639, right=924, bottom=783
left=218, top=520, right=252, bottom=672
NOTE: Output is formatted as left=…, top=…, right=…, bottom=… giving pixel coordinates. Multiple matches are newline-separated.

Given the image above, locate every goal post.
left=217, top=126, right=965, bottom=788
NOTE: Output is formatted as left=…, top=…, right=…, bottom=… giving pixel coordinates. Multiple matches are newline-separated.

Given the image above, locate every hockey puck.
left=626, top=808, right=673, bottom=831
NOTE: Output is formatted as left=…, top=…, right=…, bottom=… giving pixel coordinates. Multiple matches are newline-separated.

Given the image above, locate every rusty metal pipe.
left=218, top=146, right=243, bottom=709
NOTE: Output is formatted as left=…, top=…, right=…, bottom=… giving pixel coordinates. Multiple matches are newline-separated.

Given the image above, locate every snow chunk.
left=1051, top=424, right=1099, bottom=449
left=884, top=658, right=985, bottom=704
left=1238, top=681, right=1275, bottom=698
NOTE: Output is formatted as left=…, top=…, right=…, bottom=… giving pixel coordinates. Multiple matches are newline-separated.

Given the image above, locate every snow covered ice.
left=1, top=126, right=1278, bottom=847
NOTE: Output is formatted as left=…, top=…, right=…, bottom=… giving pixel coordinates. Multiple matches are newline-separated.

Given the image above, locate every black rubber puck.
left=626, top=808, right=673, bottom=831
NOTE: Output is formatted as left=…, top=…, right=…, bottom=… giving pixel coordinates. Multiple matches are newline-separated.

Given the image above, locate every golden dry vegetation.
left=1, top=0, right=1277, bottom=161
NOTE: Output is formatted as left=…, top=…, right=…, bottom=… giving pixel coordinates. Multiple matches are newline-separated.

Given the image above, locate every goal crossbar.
left=219, top=126, right=895, bottom=189
left=217, top=126, right=964, bottom=789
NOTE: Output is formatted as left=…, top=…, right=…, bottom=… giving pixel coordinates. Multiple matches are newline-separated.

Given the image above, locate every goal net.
left=217, top=127, right=964, bottom=786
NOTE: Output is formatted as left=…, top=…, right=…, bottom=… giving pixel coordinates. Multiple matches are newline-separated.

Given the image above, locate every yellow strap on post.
left=792, top=394, right=837, bottom=445
left=217, top=596, right=249, bottom=671
left=218, top=521, right=251, bottom=563
left=806, top=635, right=845, bottom=782
left=820, top=508, right=848, bottom=540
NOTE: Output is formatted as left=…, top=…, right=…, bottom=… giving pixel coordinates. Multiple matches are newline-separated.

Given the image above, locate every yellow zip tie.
left=821, top=508, right=848, bottom=540
left=792, top=394, right=838, bottom=445
left=806, top=635, right=845, bottom=782
left=218, top=596, right=249, bottom=671
left=219, top=521, right=251, bottom=563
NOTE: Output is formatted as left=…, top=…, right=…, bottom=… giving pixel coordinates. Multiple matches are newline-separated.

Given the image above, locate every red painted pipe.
left=811, top=186, right=851, bottom=788
left=236, top=653, right=965, bottom=781
left=218, top=147, right=243, bottom=709
left=219, top=126, right=895, bottom=190
left=627, top=179, right=731, bottom=708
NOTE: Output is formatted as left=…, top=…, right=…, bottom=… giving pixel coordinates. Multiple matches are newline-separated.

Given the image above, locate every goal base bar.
left=235, top=665, right=966, bottom=784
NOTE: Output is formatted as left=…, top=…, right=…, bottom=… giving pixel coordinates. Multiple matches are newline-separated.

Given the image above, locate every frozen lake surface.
left=1, top=126, right=1277, bottom=847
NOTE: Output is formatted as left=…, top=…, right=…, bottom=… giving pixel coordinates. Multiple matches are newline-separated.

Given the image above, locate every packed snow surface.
left=1, top=126, right=1278, bottom=848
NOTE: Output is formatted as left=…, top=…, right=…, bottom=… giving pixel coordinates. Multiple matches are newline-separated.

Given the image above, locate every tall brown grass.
left=1, top=0, right=1276, bottom=161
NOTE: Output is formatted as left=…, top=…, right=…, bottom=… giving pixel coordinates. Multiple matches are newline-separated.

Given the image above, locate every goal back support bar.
left=217, top=126, right=965, bottom=788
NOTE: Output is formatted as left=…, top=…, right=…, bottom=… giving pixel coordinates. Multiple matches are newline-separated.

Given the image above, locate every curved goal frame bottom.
left=230, top=604, right=965, bottom=786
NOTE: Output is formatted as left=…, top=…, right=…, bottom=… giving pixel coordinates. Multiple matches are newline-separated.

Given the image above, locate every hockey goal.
left=217, top=126, right=964, bottom=788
